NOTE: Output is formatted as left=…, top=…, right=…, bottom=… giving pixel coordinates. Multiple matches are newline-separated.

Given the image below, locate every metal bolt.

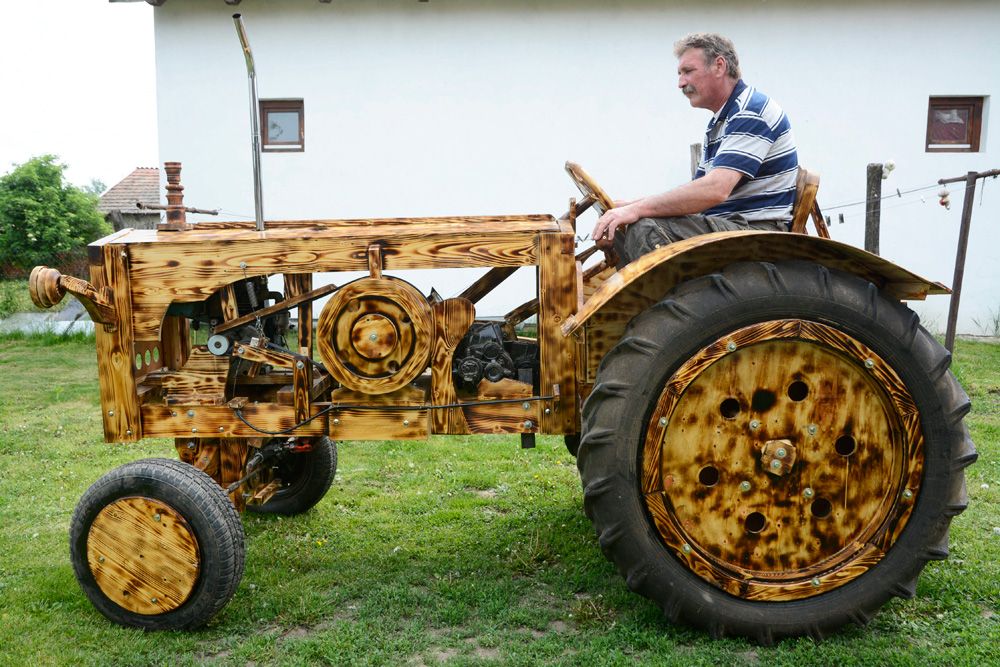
left=98, top=556, right=105, bottom=563
left=739, top=481, right=752, bottom=492
left=726, top=341, right=737, bottom=352
left=242, top=492, right=251, bottom=500
left=544, top=408, right=551, bottom=415
left=171, top=411, right=178, bottom=417
left=775, top=447, right=787, bottom=459
left=108, top=410, right=115, bottom=417
left=191, top=428, right=198, bottom=433
left=523, top=420, right=533, bottom=429
left=333, top=418, right=340, bottom=426
left=750, top=419, right=760, bottom=430
left=187, top=410, right=195, bottom=418
left=296, top=361, right=305, bottom=370
left=903, top=489, right=913, bottom=499
left=218, top=426, right=225, bottom=432
left=682, top=543, right=692, bottom=554
left=811, top=577, right=821, bottom=587
left=804, top=487, right=814, bottom=498
left=807, top=424, right=818, bottom=436
left=240, top=262, right=248, bottom=269
left=771, top=459, right=783, bottom=470
left=522, top=402, right=531, bottom=410
left=153, top=513, right=161, bottom=522
left=864, top=358, right=875, bottom=369
left=186, top=442, right=196, bottom=450
left=659, top=417, right=668, bottom=426
left=126, top=429, right=132, bottom=436
left=403, top=419, right=410, bottom=427
left=238, top=347, right=245, bottom=354
left=369, top=333, right=377, bottom=342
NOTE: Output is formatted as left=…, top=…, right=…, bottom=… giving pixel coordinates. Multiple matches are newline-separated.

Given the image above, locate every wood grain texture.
left=640, top=319, right=924, bottom=601
left=283, top=273, right=314, bottom=356
left=160, top=315, right=191, bottom=371
left=431, top=298, right=475, bottom=435
left=316, top=277, right=432, bottom=394
left=162, top=347, right=228, bottom=406
left=93, top=244, right=141, bottom=442
left=538, top=229, right=578, bottom=434
left=562, top=231, right=949, bottom=337
left=86, top=496, right=199, bottom=614
left=790, top=168, right=821, bottom=235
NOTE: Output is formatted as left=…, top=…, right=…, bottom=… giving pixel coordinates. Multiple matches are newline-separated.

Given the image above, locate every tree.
left=0, top=155, right=111, bottom=275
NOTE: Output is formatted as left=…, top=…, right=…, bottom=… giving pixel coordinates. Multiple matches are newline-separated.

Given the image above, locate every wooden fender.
left=562, top=231, right=948, bottom=338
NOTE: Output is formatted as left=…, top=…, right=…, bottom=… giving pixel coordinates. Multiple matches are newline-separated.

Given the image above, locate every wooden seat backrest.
left=790, top=167, right=831, bottom=238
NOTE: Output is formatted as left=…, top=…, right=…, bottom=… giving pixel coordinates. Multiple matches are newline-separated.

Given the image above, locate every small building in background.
left=98, top=167, right=161, bottom=230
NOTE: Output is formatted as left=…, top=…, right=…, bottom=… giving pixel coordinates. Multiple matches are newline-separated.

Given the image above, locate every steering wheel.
left=565, top=161, right=615, bottom=215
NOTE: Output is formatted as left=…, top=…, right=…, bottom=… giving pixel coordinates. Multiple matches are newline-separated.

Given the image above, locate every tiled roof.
left=98, top=167, right=161, bottom=215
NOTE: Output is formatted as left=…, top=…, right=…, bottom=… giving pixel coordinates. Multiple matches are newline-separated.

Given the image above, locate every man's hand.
left=593, top=204, right=640, bottom=248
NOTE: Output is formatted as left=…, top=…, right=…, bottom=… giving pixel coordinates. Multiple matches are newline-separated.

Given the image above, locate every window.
left=261, top=99, right=304, bottom=152
left=926, top=96, right=985, bottom=152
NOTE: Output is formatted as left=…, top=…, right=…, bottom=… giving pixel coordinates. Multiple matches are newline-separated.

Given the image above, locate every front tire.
left=578, top=261, right=975, bottom=642
left=70, top=458, right=245, bottom=630
left=246, top=436, right=337, bottom=516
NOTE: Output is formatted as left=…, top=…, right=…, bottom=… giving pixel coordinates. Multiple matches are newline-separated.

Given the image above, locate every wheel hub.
left=641, top=319, right=924, bottom=600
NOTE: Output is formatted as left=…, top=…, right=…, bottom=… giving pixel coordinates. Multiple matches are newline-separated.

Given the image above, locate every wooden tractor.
left=28, top=158, right=975, bottom=642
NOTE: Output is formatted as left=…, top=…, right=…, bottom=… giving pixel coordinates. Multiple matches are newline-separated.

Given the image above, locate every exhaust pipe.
left=233, top=13, right=265, bottom=232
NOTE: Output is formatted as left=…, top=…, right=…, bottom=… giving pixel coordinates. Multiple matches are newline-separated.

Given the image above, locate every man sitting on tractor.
left=592, top=32, right=798, bottom=264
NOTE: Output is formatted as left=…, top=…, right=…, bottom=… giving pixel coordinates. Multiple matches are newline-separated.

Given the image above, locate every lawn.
left=0, top=334, right=997, bottom=666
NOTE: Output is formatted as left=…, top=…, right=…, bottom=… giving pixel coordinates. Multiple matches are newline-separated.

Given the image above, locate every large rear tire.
left=578, top=261, right=975, bottom=643
left=70, top=458, right=245, bottom=630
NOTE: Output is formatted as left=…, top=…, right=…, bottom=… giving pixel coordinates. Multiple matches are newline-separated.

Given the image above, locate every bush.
left=0, top=155, right=111, bottom=277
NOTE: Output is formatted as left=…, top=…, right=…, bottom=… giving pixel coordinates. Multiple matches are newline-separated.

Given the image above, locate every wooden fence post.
left=865, top=163, right=883, bottom=254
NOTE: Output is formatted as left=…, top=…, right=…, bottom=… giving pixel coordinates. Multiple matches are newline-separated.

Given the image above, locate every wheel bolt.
left=750, top=420, right=760, bottom=430
left=153, top=514, right=161, bottom=522
left=726, top=341, right=737, bottom=352
left=659, top=417, right=667, bottom=426
left=682, top=543, right=692, bottom=554
left=864, top=358, right=875, bottom=369
left=807, top=424, right=818, bottom=436
left=811, top=577, right=821, bottom=587
left=740, top=481, right=751, bottom=492
left=903, top=489, right=913, bottom=499
left=804, top=487, right=814, bottom=498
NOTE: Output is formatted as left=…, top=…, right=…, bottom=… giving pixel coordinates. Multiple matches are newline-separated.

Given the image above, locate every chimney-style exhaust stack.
left=233, top=13, right=265, bottom=232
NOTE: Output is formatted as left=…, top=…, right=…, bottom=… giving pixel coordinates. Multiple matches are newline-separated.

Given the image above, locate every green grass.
left=0, top=335, right=997, bottom=666
left=0, top=278, right=68, bottom=318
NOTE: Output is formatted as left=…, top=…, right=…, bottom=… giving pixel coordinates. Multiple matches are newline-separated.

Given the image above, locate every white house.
left=121, top=0, right=999, bottom=333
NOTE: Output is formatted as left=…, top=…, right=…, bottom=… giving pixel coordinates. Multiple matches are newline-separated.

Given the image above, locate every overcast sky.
left=0, top=0, right=157, bottom=190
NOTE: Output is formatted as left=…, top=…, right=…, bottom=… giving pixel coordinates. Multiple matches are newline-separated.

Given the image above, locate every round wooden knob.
left=28, top=266, right=65, bottom=309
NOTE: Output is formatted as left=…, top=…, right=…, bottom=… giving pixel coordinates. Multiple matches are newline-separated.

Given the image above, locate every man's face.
left=677, top=48, right=726, bottom=111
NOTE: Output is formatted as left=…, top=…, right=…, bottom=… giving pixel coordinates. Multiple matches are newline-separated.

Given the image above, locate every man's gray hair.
left=673, top=33, right=741, bottom=79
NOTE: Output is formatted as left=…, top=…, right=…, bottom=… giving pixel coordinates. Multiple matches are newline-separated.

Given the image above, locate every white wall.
left=154, top=0, right=1000, bottom=332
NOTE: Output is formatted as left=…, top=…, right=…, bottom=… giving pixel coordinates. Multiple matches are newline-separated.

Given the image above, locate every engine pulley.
left=316, top=277, right=432, bottom=394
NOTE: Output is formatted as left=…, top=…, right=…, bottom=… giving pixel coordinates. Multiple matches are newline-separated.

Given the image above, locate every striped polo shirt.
left=696, top=80, right=798, bottom=223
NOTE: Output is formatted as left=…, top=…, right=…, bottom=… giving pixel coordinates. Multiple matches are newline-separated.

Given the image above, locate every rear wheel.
left=578, top=261, right=975, bottom=642
left=247, top=436, right=337, bottom=515
left=70, top=458, right=245, bottom=630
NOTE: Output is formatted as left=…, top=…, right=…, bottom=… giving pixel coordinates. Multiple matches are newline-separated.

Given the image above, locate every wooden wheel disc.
left=317, top=277, right=432, bottom=394
left=641, top=319, right=924, bottom=601
left=86, top=496, right=201, bottom=615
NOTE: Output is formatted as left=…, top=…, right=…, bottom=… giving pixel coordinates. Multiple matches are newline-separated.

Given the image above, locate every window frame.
left=925, top=96, right=984, bottom=153
left=260, top=98, right=305, bottom=153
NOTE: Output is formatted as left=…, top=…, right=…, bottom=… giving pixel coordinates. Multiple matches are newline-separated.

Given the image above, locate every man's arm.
left=592, top=167, right=743, bottom=248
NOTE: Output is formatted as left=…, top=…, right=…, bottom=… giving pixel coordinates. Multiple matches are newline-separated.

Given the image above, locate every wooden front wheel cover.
left=86, top=496, right=200, bottom=615
left=641, top=319, right=924, bottom=601
left=316, top=277, right=432, bottom=394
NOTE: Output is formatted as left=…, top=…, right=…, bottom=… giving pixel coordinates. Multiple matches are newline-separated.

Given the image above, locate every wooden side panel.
left=462, top=400, right=540, bottom=435
left=161, top=346, right=228, bottom=406
left=537, top=228, right=578, bottom=434
left=284, top=273, right=314, bottom=356
left=142, top=403, right=328, bottom=438
left=92, top=244, right=141, bottom=442
left=431, top=298, right=474, bottom=435
left=160, top=315, right=191, bottom=371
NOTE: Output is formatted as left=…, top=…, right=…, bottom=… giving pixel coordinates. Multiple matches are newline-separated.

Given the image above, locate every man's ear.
left=714, top=56, right=727, bottom=77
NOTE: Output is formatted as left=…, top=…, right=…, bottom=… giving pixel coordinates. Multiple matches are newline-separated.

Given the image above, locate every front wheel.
left=246, top=436, right=337, bottom=515
left=69, top=458, right=245, bottom=630
left=578, top=261, right=975, bottom=643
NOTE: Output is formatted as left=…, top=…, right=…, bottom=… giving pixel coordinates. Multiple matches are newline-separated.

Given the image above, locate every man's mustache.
left=682, top=84, right=696, bottom=95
